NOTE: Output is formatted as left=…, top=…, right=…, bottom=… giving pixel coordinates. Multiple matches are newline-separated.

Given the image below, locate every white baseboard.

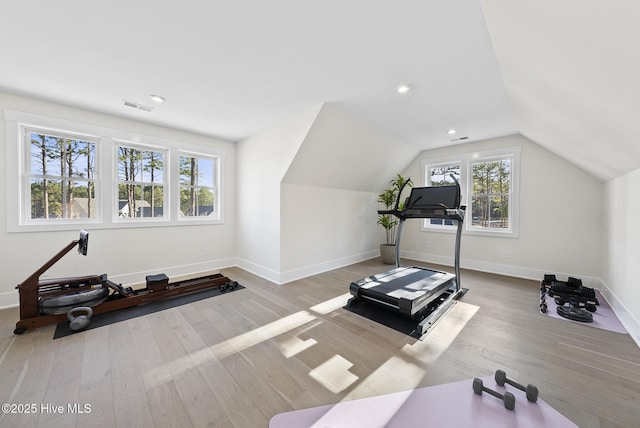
left=598, top=280, right=640, bottom=347
left=236, top=250, right=379, bottom=285
left=235, top=258, right=282, bottom=284
left=0, top=291, right=18, bottom=309
left=108, top=258, right=238, bottom=286
left=401, top=250, right=601, bottom=287
left=279, top=250, right=379, bottom=285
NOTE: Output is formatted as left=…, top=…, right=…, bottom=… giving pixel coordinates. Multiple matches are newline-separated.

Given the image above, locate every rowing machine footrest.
left=146, top=274, right=169, bottom=292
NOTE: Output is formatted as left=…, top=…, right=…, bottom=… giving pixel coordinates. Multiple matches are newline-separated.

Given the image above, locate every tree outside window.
left=116, top=145, right=165, bottom=218
left=471, top=159, right=510, bottom=229
left=422, top=148, right=518, bottom=236
left=29, top=131, right=96, bottom=220
left=179, top=155, right=216, bottom=217
left=11, top=112, right=225, bottom=231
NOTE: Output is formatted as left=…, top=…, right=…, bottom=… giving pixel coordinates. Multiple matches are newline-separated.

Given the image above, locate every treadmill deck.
left=349, top=266, right=456, bottom=317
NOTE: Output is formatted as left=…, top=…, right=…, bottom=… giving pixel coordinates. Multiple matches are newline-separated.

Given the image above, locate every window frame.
left=467, top=153, right=517, bottom=236
left=177, top=151, right=220, bottom=221
left=421, top=146, right=520, bottom=238
left=424, top=161, right=463, bottom=231
left=114, top=141, right=169, bottom=223
left=23, top=126, right=101, bottom=225
left=5, top=109, right=225, bottom=232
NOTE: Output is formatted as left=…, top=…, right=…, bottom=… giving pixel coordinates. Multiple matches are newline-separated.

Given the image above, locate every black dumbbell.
left=472, top=378, right=515, bottom=410
left=495, top=369, right=539, bottom=402
left=220, top=281, right=239, bottom=292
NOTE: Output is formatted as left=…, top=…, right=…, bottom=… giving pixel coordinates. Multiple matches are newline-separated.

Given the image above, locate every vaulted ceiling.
left=481, top=0, right=640, bottom=181
left=1, top=1, right=636, bottom=181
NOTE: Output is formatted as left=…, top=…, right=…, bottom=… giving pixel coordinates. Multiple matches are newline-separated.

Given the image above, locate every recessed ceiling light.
left=397, top=84, right=412, bottom=94
left=150, top=94, right=166, bottom=103
left=447, top=129, right=456, bottom=135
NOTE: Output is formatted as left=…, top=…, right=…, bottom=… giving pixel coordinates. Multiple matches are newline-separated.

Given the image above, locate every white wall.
left=0, top=92, right=237, bottom=308
left=235, top=104, right=322, bottom=283
left=283, top=103, right=419, bottom=193
left=237, top=103, right=418, bottom=284
left=278, top=104, right=419, bottom=283
left=280, top=184, right=380, bottom=283
left=603, top=169, right=640, bottom=344
left=401, top=134, right=604, bottom=284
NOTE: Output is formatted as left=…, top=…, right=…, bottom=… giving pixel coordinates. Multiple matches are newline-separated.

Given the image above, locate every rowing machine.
left=14, top=230, right=234, bottom=334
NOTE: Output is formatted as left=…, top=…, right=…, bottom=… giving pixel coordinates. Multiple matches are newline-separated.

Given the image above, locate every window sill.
left=421, top=226, right=518, bottom=238
left=9, top=218, right=224, bottom=233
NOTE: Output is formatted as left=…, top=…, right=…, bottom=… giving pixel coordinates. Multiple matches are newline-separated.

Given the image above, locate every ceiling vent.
left=450, top=136, right=469, bottom=143
left=123, top=100, right=154, bottom=112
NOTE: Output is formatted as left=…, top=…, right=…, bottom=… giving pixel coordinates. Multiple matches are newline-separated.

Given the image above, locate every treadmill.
left=347, top=177, right=467, bottom=336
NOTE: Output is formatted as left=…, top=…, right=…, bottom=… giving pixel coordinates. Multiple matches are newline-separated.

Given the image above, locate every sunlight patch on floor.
left=209, top=310, right=317, bottom=360
left=309, top=354, right=359, bottom=394
left=310, top=388, right=415, bottom=428
left=278, top=336, right=318, bottom=358
left=143, top=310, right=317, bottom=389
left=306, top=304, right=478, bottom=427
left=402, top=301, right=479, bottom=363
left=342, top=354, right=424, bottom=402
left=304, top=354, right=425, bottom=427
left=309, top=293, right=351, bottom=315
left=142, top=294, right=478, bottom=395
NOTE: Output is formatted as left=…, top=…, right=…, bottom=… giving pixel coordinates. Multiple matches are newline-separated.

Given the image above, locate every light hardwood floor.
left=1, top=259, right=639, bottom=427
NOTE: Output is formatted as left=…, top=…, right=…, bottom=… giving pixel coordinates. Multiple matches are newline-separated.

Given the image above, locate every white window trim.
left=21, top=125, right=102, bottom=227
left=176, top=150, right=222, bottom=223
left=5, top=109, right=225, bottom=232
left=423, top=160, right=464, bottom=232
left=113, top=140, right=170, bottom=224
left=420, top=146, right=521, bottom=238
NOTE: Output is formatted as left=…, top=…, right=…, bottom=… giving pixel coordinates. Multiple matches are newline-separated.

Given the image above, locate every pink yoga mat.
left=541, top=289, right=627, bottom=334
left=270, top=376, right=577, bottom=428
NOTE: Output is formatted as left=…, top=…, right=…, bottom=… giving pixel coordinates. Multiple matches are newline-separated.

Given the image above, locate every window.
left=470, top=158, right=511, bottom=230
left=116, top=144, right=166, bottom=219
left=26, top=128, right=97, bottom=221
left=421, top=146, right=520, bottom=237
left=179, top=154, right=217, bottom=217
left=6, top=109, right=225, bottom=232
left=425, top=163, right=461, bottom=228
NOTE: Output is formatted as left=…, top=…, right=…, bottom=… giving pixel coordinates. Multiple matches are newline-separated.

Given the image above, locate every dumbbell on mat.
left=495, top=369, right=539, bottom=402
left=220, top=281, right=239, bottom=292
left=472, top=378, right=516, bottom=410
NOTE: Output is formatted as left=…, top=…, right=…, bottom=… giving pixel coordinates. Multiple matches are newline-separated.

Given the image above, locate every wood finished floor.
left=1, top=259, right=640, bottom=428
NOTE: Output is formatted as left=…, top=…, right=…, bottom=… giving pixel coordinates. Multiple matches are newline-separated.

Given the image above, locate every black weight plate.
left=557, top=305, right=593, bottom=322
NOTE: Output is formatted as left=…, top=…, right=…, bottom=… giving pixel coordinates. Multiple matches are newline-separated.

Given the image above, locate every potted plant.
left=377, top=174, right=412, bottom=264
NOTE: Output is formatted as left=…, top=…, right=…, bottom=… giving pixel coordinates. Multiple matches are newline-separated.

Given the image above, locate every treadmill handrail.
left=392, top=178, right=413, bottom=211
left=378, top=202, right=465, bottom=220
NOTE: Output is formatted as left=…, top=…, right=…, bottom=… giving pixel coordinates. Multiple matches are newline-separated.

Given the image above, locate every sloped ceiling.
left=0, top=1, right=514, bottom=151
left=481, top=0, right=640, bottom=181
left=1, top=1, right=635, bottom=182
left=282, top=104, right=419, bottom=193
